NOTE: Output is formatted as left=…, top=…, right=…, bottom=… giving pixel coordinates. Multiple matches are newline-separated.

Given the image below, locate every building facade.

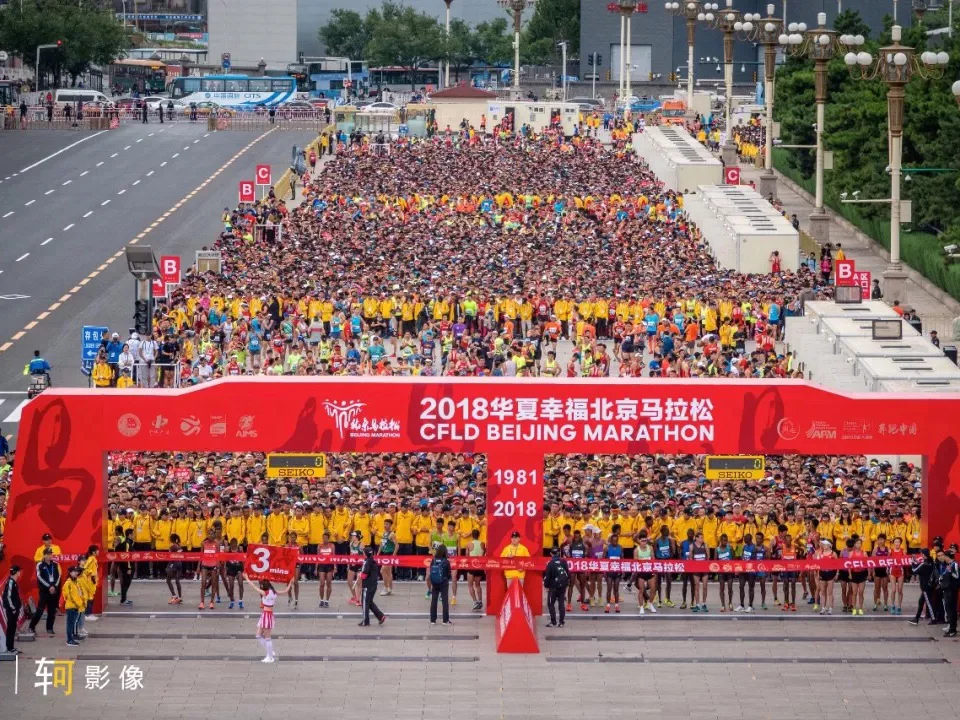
left=207, top=0, right=298, bottom=71
left=580, top=0, right=917, bottom=88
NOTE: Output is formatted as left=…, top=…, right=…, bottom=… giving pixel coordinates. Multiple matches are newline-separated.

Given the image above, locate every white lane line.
left=63, top=223, right=74, bottom=231
left=193, top=139, right=200, bottom=144
left=183, top=146, right=189, bottom=150
left=110, top=153, right=118, bottom=158
left=96, top=161, right=104, bottom=167
left=15, top=253, right=29, bottom=262
left=2, top=211, right=13, bottom=218
left=137, top=138, right=144, bottom=143
left=124, top=145, right=131, bottom=150
left=41, top=238, right=53, bottom=246
left=117, top=189, right=126, bottom=195
left=62, top=180, right=72, bottom=186
left=45, top=189, right=55, bottom=195
left=204, top=133, right=210, bottom=138
left=24, top=200, right=35, bottom=206
left=132, top=180, right=141, bottom=185
left=83, top=211, right=94, bottom=218
left=3, top=399, right=30, bottom=423
left=18, top=131, right=107, bottom=173
left=158, top=128, right=165, bottom=132
left=171, top=153, right=179, bottom=158
left=80, top=170, right=89, bottom=177
left=101, top=199, right=111, bottom=206
left=159, top=162, right=166, bottom=168
left=148, top=133, right=154, bottom=137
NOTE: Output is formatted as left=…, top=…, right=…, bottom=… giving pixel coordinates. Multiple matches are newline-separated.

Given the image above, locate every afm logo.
left=806, top=421, right=837, bottom=440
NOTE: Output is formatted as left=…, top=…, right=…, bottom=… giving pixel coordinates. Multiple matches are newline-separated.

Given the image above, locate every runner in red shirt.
left=199, top=529, right=219, bottom=610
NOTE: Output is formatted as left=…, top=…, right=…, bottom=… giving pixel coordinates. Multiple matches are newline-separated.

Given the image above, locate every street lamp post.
left=443, top=0, right=453, bottom=90
left=703, top=0, right=742, bottom=165
left=780, top=12, right=845, bottom=245
left=498, top=0, right=531, bottom=91
left=665, top=1, right=718, bottom=120
left=839, top=25, right=949, bottom=304
left=740, top=4, right=783, bottom=199
left=620, top=1, right=638, bottom=99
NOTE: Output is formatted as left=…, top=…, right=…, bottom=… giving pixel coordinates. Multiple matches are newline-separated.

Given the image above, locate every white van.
left=52, top=89, right=111, bottom=108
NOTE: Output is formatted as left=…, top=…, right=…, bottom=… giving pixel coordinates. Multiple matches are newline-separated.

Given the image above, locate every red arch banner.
left=3, top=377, right=959, bottom=614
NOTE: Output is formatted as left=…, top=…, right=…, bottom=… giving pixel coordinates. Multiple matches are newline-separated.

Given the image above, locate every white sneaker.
left=734, top=606, right=744, bottom=613
left=746, top=606, right=754, bottom=613
left=638, top=605, right=645, bottom=615
left=261, top=656, right=275, bottom=663
left=380, top=590, right=389, bottom=596
left=86, top=616, right=99, bottom=622
left=647, top=603, right=657, bottom=614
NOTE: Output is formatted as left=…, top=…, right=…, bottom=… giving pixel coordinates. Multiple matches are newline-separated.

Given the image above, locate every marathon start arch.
left=4, top=378, right=960, bottom=616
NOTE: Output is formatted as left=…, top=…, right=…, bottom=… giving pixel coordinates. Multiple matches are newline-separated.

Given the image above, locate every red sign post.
left=152, top=255, right=182, bottom=298
left=723, top=167, right=741, bottom=185
left=255, top=164, right=272, bottom=186
left=495, top=579, right=540, bottom=654
left=238, top=180, right=255, bottom=204
left=244, top=544, right=298, bottom=584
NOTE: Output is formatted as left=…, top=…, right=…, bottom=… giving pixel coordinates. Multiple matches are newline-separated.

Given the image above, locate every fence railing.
left=132, top=363, right=181, bottom=388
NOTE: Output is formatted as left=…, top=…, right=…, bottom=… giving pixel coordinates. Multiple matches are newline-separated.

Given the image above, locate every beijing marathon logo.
left=323, top=400, right=401, bottom=439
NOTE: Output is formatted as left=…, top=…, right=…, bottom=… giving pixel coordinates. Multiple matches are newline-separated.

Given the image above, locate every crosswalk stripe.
left=4, top=399, right=30, bottom=423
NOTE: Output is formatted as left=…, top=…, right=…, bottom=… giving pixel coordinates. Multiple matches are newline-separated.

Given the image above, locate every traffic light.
left=753, top=71, right=757, bottom=82
left=605, top=69, right=611, bottom=81
left=134, top=298, right=152, bottom=336
left=587, top=52, right=595, bottom=67
left=596, top=54, right=602, bottom=66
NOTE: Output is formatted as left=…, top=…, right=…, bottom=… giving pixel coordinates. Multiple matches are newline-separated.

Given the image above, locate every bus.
left=110, top=59, right=167, bottom=94
left=0, top=80, right=21, bottom=109
left=169, top=75, right=296, bottom=108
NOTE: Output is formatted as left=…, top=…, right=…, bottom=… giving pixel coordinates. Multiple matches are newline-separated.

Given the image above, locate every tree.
left=473, top=18, right=513, bottom=66
left=318, top=9, right=373, bottom=59
left=522, top=0, right=580, bottom=64
left=0, top=0, right=128, bottom=87
left=444, top=19, right=476, bottom=82
left=364, top=2, right=444, bottom=89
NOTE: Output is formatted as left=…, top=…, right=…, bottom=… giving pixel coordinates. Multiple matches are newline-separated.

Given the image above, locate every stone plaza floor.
left=1, top=579, right=958, bottom=720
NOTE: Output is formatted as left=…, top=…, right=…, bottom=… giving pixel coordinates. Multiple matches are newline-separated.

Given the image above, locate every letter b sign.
left=239, top=181, right=255, bottom=203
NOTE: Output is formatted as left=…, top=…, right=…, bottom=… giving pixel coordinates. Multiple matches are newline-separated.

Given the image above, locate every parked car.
left=360, top=101, right=398, bottom=113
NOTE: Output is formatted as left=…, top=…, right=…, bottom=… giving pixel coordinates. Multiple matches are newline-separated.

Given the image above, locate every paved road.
left=0, top=123, right=315, bottom=441
left=1, top=581, right=957, bottom=720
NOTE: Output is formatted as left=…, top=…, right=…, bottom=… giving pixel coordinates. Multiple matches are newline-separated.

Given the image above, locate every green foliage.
left=473, top=18, right=513, bottom=66
left=522, top=0, right=580, bottom=63
left=318, top=9, right=372, bottom=60
left=445, top=19, right=476, bottom=81
left=364, top=2, right=444, bottom=88
left=772, top=10, right=960, bottom=301
left=0, top=0, right=128, bottom=83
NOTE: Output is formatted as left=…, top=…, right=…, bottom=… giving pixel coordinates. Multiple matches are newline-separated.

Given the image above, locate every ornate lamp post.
left=617, top=0, right=638, bottom=100
left=779, top=12, right=844, bottom=243
left=953, top=79, right=960, bottom=107
left=498, top=0, right=531, bottom=90
left=703, top=0, right=744, bottom=164
left=665, top=1, right=718, bottom=119
left=839, top=25, right=949, bottom=303
left=739, top=4, right=782, bottom=198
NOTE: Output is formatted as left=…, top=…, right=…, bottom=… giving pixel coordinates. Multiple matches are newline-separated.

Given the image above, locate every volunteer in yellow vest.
left=501, top=531, right=531, bottom=583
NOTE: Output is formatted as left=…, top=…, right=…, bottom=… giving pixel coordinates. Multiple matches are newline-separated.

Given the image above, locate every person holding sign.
left=244, top=573, right=290, bottom=663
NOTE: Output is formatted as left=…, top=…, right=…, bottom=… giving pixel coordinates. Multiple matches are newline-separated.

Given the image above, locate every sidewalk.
left=737, top=162, right=960, bottom=339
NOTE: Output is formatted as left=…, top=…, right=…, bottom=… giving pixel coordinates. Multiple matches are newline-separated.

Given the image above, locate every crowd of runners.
left=84, top=128, right=830, bottom=387
left=89, top=449, right=928, bottom=617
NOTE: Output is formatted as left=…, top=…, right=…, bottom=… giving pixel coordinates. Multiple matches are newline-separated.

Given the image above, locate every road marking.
left=80, top=170, right=89, bottom=177
left=2, top=211, right=13, bottom=218
left=101, top=200, right=111, bottom=206
left=45, top=189, right=55, bottom=195
left=96, top=161, right=104, bottom=167
left=97, top=264, right=108, bottom=271
left=15, top=253, right=29, bottom=262
left=148, top=133, right=154, bottom=137
left=62, top=180, right=72, bottom=186
left=24, top=200, right=34, bottom=206
left=83, top=211, right=94, bottom=218
left=184, top=146, right=190, bottom=150
left=111, top=153, right=118, bottom=158
left=136, top=138, right=144, bottom=143
left=18, top=131, right=107, bottom=173
left=159, top=162, right=166, bottom=168
left=118, top=189, right=126, bottom=195
left=0, top=127, right=276, bottom=356
left=133, top=180, right=141, bottom=185
left=204, top=133, right=210, bottom=138
left=3, top=400, right=30, bottom=423
left=172, top=153, right=179, bottom=158
left=124, top=145, right=131, bottom=150
left=37, top=312, right=49, bottom=320
left=48, top=303, right=61, bottom=311
left=41, top=238, right=53, bottom=246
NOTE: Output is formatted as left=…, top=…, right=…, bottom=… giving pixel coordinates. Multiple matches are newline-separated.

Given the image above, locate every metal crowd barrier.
left=132, top=363, right=182, bottom=388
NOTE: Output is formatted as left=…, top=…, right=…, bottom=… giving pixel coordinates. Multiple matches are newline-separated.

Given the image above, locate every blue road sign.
left=81, top=325, right=108, bottom=375
left=398, top=124, right=409, bottom=136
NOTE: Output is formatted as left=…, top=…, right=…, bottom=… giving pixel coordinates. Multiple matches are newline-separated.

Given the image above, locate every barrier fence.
left=76, top=551, right=915, bottom=574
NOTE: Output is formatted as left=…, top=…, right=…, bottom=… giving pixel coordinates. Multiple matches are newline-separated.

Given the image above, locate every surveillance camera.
left=944, top=244, right=959, bottom=254
left=852, top=190, right=861, bottom=198
left=839, top=192, right=848, bottom=199
left=885, top=165, right=891, bottom=173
